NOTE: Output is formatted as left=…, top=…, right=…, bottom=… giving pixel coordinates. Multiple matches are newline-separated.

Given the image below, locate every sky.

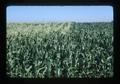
left=7, top=6, right=113, bottom=23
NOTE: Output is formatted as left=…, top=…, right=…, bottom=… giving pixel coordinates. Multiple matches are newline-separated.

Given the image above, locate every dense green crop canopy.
left=7, top=22, right=113, bottom=78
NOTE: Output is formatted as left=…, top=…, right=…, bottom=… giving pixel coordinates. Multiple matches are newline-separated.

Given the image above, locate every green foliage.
left=6, top=22, right=113, bottom=78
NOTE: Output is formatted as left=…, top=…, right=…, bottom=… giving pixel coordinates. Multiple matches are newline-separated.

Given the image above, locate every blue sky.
left=7, top=6, right=113, bottom=23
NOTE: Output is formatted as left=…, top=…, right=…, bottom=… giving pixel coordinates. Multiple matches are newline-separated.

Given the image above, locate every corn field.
left=6, top=22, right=113, bottom=78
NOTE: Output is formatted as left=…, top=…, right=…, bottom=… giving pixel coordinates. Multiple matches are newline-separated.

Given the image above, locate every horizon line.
left=6, top=21, right=113, bottom=23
